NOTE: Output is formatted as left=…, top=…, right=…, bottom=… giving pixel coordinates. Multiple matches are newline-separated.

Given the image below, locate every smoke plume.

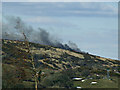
left=2, top=16, right=81, bottom=52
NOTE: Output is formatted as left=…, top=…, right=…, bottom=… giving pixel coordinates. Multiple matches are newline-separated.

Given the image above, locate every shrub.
left=41, top=69, right=74, bottom=88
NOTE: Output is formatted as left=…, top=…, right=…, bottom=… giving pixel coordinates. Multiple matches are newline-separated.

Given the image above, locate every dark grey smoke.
left=2, top=16, right=81, bottom=52
left=68, top=41, right=81, bottom=52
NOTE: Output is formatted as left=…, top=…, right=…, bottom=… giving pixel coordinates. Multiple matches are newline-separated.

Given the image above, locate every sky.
left=2, top=2, right=118, bottom=60
left=2, top=0, right=119, bottom=2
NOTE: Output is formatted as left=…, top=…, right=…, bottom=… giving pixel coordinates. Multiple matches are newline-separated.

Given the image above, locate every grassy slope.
left=73, top=77, right=118, bottom=88
left=2, top=39, right=120, bottom=88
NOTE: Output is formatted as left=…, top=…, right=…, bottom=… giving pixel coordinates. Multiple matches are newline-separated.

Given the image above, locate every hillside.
left=2, top=39, right=120, bottom=88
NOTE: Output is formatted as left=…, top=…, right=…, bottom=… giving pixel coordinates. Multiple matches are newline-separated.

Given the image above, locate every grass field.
left=73, top=76, right=118, bottom=88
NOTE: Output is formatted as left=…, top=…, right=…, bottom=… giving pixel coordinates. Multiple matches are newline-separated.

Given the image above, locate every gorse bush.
left=41, top=69, right=75, bottom=88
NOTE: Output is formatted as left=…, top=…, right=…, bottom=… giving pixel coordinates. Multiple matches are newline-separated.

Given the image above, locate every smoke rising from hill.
left=2, top=16, right=81, bottom=52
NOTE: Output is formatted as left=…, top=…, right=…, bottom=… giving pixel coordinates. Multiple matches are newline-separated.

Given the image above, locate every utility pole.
left=107, top=69, right=110, bottom=80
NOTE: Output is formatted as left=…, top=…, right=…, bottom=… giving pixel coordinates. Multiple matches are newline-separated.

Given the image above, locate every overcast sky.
left=2, top=2, right=118, bottom=60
